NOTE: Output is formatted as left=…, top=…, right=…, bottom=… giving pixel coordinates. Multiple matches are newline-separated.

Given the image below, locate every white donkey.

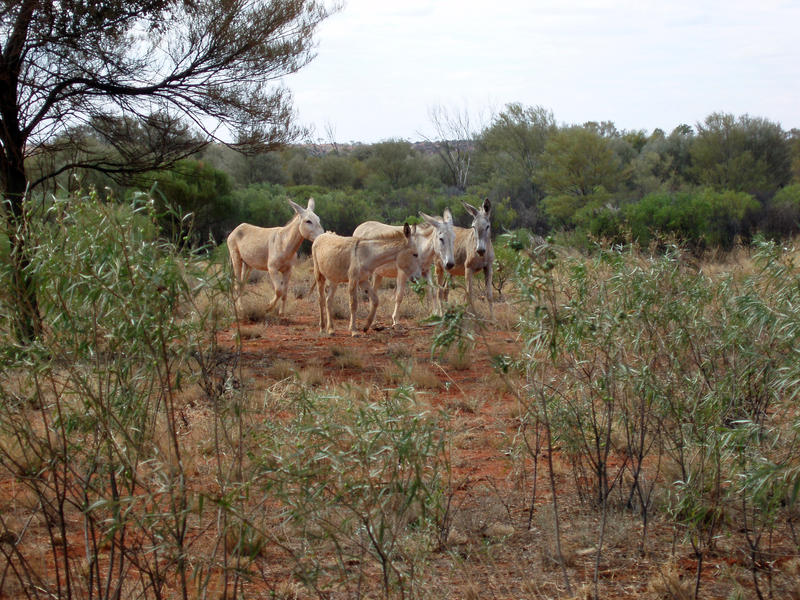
left=352, top=209, right=456, bottom=325
left=436, top=198, right=494, bottom=318
left=227, top=198, right=323, bottom=316
left=312, top=224, right=421, bottom=336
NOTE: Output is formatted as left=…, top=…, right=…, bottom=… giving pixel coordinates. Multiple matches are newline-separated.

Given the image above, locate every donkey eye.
left=413, top=253, right=419, bottom=258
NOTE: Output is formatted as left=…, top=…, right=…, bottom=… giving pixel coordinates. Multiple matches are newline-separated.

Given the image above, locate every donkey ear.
left=462, top=201, right=478, bottom=217
left=419, top=211, right=437, bottom=227
left=483, top=198, right=492, bottom=215
left=403, top=222, right=411, bottom=238
left=443, top=207, right=454, bottom=224
left=288, top=199, right=304, bottom=214
left=307, top=197, right=316, bottom=211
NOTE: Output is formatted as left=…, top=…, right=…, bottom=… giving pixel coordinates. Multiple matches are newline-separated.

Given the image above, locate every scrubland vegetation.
left=40, top=107, right=800, bottom=253
left=2, top=191, right=800, bottom=599
left=7, top=2, right=798, bottom=596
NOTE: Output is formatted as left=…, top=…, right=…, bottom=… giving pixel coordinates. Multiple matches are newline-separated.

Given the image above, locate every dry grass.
left=267, top=358, right=298, bottom=380
left=409, top=361, right=444, bottom=389
left=237, top=322, right=268, bottom=340
left=235, top=286, right=281, bottom=323
left=645, top=559, right=695, bottom=600
left=329, top=345, right=365, bottom=369
left=298, top=364, right=325, bottom=387
left=386, top=340, right=414, bottom=360
left=490, top=300, right=519, bottom=330
left=9, top=243, right=800, bottom=600
left=441, top=345, right=474, bottom=370
left=382, top=359, right=443, bottom=389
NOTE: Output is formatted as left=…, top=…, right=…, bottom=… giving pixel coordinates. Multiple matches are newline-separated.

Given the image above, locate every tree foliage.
left=690, top=112, right=791, bottom=199
left=0, top=0, right=333, bottom=341
left=625, top=189, right=760, bottom=249
left=474, top=103, right=556, bottom=231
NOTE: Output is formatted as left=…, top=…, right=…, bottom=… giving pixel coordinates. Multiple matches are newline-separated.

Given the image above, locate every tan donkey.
left=227, top=198, right=323, bottom=316
left=352, top=209, right=456, bottom=325
left=311, top=223, right=421, bottom=336
left=436, top=198, right=494, bottom=318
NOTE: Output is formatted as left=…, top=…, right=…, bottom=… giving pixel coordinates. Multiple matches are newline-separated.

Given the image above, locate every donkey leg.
left=392, top=272, right=407, bottom=327
left=278, top=268, right=292, bottom=316
left=484, top=264, right=494, bottom=319
left=465, top=269, right=477, bottom=313
left=364, top=282, right=379, bottom=333
left=316, top=271, right=327, bottom=332
left=228, top=244, right=242, bottom=288
left=435, top=264, right=448, bottom=315
left=426, top=269, right=439, bottom=316
left=265, top=268, right=283, bottom=312
left=324, top=281, right=338, bottom=335
left=347, top=280, right=360, bottom=336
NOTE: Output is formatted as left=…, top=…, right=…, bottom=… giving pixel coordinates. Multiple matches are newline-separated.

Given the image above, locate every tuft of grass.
left=298, top=364, right=325, bottom=387
left=237, top=323, right=267, bottom=340
left=409, top=362, right=443, bottom=390
left=267, top=359, right=297, bottom=380
left=442, top=345, right=473, bottom=370
left=330, top=346, right=365, bottom=369
left=236, top=289, right=280, bottom=323
left=645, top=559, right=695, bottom=600
left=382, top=360, right=442, bottom=390
left=386, top=341, right=413, bottom=360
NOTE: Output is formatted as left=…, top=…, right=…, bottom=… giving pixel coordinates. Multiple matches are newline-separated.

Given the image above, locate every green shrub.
left=761, top=183, right=800, bottom=238
left=624, top=188, right=759, bottom=249
left=257, top=387, right=449, bottom=597
left=0, top=190, right=239, bottom=599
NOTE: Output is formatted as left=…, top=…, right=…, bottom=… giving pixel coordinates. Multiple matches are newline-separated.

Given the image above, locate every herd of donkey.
left=226, top=197, right=495, bottom=335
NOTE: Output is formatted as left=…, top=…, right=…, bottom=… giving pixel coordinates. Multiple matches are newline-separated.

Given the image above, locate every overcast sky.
left=282, top=0, right=800, bottom=144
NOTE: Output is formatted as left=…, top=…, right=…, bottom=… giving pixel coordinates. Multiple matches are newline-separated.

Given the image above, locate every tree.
left=788, top=128, right=800, bottom=183
left=538, top=125, right=623, bottom=229
left=0, top=0, right=333, bottom=341
left=473, top=103, right=556, bottom=231
left=424, top=104, right=480, bottom=191
left=630, top=126, right=695, bottom=194
left=690, top=113, right=791, bottom=200
left=312, top=153, right=357, bottom=189
left=366, top=140, right=426, bottom=190
left=140, top=159, right=234, bottom=242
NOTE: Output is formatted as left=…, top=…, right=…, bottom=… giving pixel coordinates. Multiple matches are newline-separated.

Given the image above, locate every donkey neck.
left=415, top=227, right=437, bottom=268
left=355, top=236, right=409, bottom=271
left=277, top=214, right=305, bottom=258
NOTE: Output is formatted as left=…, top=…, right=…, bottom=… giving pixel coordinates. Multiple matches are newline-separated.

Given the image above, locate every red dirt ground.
left=3, top=280, right=795, bottom=599
left=211, top=286, right=797, bottom=600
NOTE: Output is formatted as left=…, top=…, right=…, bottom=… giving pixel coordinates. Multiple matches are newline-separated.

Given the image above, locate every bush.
left=0, top=191, right=238, bottom=599
left=258, top=387, right=449, bottom=597
left=761, top=183, right=800, bottom=239
left=228, top=182, right=294, bottom=227
left=510, top=239, right=800, bottom=596
left=139, top=158, right=234, bottom=243
left=624, top=188, right=759, bottom=249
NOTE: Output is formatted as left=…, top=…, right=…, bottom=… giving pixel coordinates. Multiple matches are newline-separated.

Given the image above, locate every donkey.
left=227, top=198, right=323, bottom=316
left=311, top=223, right=421, bottom=336
left=352, top=209, right=456, bottom=325
left=436, top=198, right=494, bottom=318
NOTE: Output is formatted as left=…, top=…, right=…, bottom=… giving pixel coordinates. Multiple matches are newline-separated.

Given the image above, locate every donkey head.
left=463, top=198, right=492, bottom=257
left=420, top=207, right=455, bottom=271
left=397, top=222, right=423, bottom=282
left=289, top=197, right=324, bottom=242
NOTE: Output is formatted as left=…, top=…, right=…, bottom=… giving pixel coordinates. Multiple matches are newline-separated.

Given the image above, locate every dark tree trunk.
left=1, top=0, right=41, bottom=343
left=3, top=165, right=42, bottom=344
